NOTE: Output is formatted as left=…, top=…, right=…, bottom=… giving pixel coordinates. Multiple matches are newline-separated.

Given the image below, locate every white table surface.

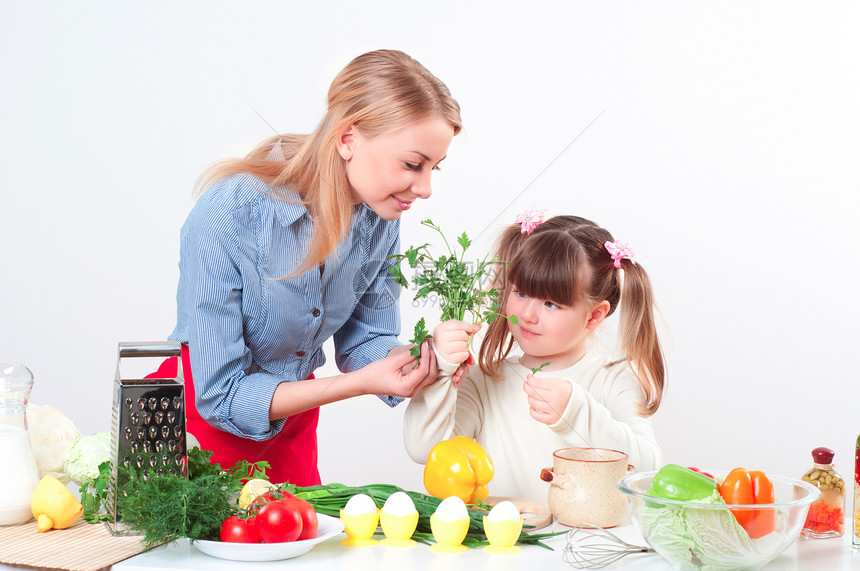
left=2, top=519, right=857, bottom=570
left=107, top=520, right=860, bottom=571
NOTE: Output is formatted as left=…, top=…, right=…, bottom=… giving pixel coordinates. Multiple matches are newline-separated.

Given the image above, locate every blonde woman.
left=158, top=50, right=461, bottom=484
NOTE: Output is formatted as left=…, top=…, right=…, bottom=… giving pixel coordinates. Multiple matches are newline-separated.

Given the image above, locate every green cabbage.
left=63, top=432, right=112, bottom=485
left=638, top=489, right=784, bottom=570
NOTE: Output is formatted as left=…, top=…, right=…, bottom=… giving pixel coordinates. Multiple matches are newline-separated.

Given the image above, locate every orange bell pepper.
left=718, top=467, right=775, bottom=539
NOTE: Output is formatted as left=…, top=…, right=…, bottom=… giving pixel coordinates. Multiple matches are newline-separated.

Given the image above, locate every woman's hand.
left=269, top=343, right=436, bottom=419
left=362, top=342, right=438, bottom=398
left=433, top=320, right=481, bottom=365
left=522, top=374, right=572, bottom=425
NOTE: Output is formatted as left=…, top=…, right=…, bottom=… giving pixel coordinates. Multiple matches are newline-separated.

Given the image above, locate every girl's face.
left=505, top=287, right=608, bottom=370
left=338, top=117, right=454, bottom=220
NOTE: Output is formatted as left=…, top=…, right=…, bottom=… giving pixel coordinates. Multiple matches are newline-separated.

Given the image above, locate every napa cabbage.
left=637, top=489, right=784, bottom=570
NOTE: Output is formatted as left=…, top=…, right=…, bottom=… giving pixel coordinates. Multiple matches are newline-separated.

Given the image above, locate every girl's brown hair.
left=196, top=49, right=462, bottom=275
left=479, top=215, right=666, bottom=416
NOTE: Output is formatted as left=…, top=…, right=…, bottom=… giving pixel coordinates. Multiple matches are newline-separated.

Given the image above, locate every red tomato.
left=220, top=516, right=261, bottom=543
left=249, top=489, right=296, bottom=513
left=262, top=489, right=295, bottom=501
left=256, top=501, right=303, bottom=543
left=284, top=497, right=319, bottom=540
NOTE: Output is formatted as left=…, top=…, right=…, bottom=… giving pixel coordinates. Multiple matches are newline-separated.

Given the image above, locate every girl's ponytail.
left=615, top=261, right=665, bottom=416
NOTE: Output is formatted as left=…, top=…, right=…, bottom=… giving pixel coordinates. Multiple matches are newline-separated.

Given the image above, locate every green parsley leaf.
left=387, top=262, right=408, bottom=288
left=410, top=317, right=430, bottom=358
left=457, top=231, right=471, bottom=250
left=80, top=460, right=113, bottom=523
left=530, top=362, right=551, bottom=374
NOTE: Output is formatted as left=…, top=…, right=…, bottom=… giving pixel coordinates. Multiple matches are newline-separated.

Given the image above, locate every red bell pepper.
left=718, top=468, right=775, bottom=539
left=687, top=466, right=715, bottom=480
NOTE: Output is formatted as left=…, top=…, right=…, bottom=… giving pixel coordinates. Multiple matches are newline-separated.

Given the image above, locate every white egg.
left=382, top=491, right=417, bottom=517
left=433, top=496, right=468, bottom=522
left=343, top=493, right=377, bottom=516
left=487, top=501, right=521, bottom=522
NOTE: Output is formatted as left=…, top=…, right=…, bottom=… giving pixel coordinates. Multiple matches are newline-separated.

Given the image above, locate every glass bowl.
left=617, top=470, right=820, bottom=570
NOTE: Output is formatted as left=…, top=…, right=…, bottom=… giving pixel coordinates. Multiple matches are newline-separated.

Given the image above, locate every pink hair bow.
left=605, top=240, right=636, bottom=269
left=515, top=206, right=548, bottom=235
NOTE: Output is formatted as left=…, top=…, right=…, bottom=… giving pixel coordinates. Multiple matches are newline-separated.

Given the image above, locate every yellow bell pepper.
left=424, top=436, right=494, bottom=503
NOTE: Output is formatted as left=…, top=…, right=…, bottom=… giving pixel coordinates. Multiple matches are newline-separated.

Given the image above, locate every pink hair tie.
left=605, top=240, right=636, bottom=269
left=515, top=206, right=548, bottom=235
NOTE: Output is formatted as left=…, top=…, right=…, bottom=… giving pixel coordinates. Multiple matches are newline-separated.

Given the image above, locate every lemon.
left=238, top=478, right=275, bottom=509
left=30, top=475, right=83, bottom=532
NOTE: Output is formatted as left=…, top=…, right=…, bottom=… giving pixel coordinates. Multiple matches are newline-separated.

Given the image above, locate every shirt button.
left=218, top=418, right=226, bottom=423
left=311, top=308, right=321, bottom=317
left=296, top=351, right=306, bottom=357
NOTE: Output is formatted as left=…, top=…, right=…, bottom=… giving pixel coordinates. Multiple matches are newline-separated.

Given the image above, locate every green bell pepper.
left=647, top=464, right=717, bottom=501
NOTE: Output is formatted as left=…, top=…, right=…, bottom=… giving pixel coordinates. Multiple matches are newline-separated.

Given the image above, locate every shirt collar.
left=271, top=187, right=310, bottom=228
left=272, top=193, right=372, bottom=229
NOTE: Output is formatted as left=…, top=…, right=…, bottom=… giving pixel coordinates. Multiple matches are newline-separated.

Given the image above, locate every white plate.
left=191, top=513, right=344, bottom=562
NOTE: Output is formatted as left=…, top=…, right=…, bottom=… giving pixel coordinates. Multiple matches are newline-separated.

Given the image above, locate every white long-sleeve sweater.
left=403, top=351, right=662, bottom=503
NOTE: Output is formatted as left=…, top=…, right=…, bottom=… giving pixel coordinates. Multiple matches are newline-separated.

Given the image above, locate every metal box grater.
left=106, top=341, right=186, bottom=535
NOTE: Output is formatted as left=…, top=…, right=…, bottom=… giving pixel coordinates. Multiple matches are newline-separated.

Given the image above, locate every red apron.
left=146, top=346, right=321, bottom=485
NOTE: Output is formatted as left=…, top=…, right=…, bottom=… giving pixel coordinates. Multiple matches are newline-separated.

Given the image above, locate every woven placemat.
left=0, top=519, right=148, bottom=571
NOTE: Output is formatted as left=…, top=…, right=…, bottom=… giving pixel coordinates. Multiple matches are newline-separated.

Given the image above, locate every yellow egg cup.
left=379, top=511, right=419, bottom=547
left=429, top=515, right=470, bottom=553
left=339, top=509, right=380, bottom=546
left=481, top=515, right=523, bottom=554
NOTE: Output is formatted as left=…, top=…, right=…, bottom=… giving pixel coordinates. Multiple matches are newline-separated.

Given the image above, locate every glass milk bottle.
left=0, top=363, right=40, bottom=526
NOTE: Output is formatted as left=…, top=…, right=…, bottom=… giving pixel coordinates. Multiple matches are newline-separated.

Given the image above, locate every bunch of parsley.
left=80, top=460, right=113, bottom=523
left=388, top=219, right=501, bottom=356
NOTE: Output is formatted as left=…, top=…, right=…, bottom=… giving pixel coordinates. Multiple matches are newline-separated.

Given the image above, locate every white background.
left=2, top=2, right=858, bottom=496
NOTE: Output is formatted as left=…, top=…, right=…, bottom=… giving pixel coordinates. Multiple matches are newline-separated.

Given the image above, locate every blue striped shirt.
left=169, top=173, right=404, bottom=441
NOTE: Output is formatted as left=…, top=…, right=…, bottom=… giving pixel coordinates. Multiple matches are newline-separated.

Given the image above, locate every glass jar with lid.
left=801, top=446, right=844, bottom=538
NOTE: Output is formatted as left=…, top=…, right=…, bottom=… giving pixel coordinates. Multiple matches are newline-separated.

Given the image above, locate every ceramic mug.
left=540, top=447, right=633, bottom=528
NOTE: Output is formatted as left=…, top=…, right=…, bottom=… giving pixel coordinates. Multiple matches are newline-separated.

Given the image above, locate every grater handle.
left=116, top=341, right=183, bottom=383
left=118, top=341, right=182, bottom=358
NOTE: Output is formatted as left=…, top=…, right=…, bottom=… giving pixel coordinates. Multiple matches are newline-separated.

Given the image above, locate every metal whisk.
left=562, top=526, right=654, bottom=569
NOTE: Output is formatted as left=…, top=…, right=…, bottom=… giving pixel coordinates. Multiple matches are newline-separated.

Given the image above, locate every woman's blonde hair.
left=196, top=49, right=462, bottom=275
left=479, top=215, right=666, bottom=416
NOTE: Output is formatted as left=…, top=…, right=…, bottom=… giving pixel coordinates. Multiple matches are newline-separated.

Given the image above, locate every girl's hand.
left=433, top=320, right=481, bottom=365
left=365, top=342, right=438, bottom=397
left=522, top=374, right=572, bottom=425
left=451, top=353, right=475, bottom=387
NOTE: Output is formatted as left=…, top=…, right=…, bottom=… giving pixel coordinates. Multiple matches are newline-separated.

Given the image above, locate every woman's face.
left=338, top=117, right=454, bottom=220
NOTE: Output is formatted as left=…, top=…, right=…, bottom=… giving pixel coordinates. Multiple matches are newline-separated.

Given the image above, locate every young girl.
left=403, top=215, right=665, bottom=502
left=161, top=50, right=461, bottom=485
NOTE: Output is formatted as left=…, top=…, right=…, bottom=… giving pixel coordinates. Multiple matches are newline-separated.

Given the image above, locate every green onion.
left=282, top=482, right=564, bottom=549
